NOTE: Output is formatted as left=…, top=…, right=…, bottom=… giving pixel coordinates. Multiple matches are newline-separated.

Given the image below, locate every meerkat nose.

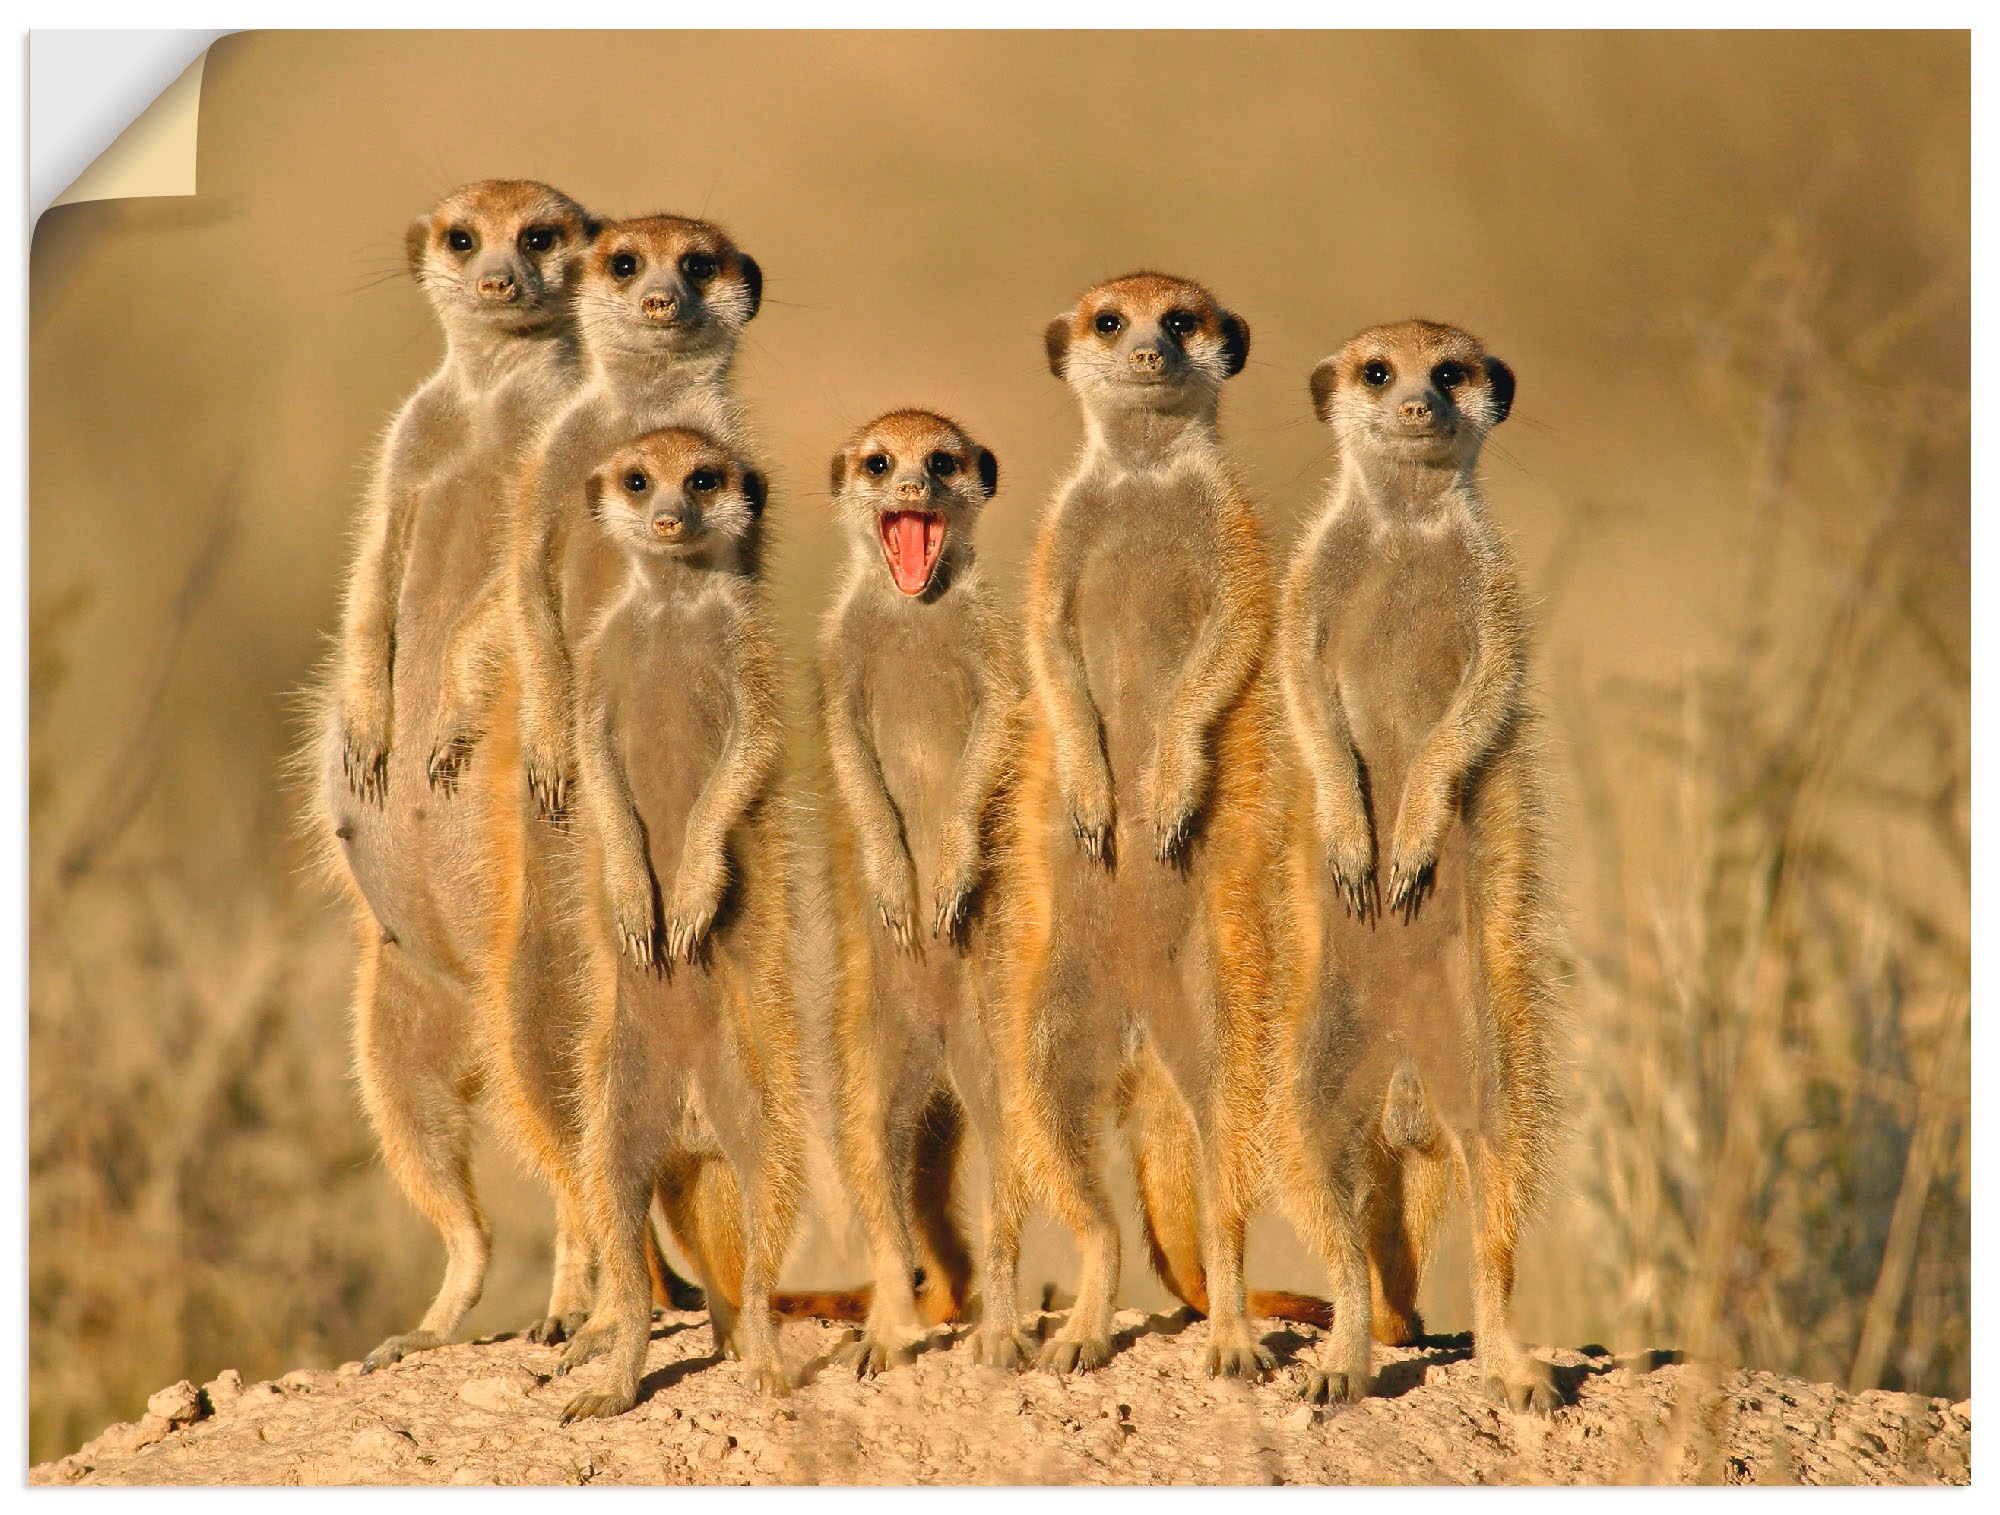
left=1129, top=347, right=1165, bottom=373
left=894, top=477, right=929, bottom=503
left=651, top=512, right=686, bottom=538
left=640, top=291, right=678, bottom=322
left=476, top=273, right=518, bottom=303
left=1399, top=398, right=1433, bottom=426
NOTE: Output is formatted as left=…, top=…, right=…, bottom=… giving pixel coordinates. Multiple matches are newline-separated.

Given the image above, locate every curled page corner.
left=33, top=31, right=230, bottom=220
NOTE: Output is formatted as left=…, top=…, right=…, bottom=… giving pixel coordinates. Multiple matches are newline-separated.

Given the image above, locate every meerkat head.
left=586, top=427, right=766, bottom=572
left=828, top=410, right=998, bottom=599
left=1044, top=272, right=1250, bottom=418
left=1309, top=320, right=1515, bottom=471
left=575, top=215, right=763, bottom=363
left=404, top=180, right=596, bottom=337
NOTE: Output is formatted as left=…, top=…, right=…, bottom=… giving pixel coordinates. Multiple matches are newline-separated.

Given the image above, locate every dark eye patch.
left=679, top=252, right=718, bottom=283
left=1163, top=309, right=1198, bottom=337
left=1362, top=359, right=1392, bottom=387
left=687, top=469, right=723, bottom=493
left=1093, top=310, right=1124, bottom=336
left=609, top=251, right=638, bottom=279
left=623, top=470, right=648, bottom=493
left=447, top=227, right=474, bottom=253
left=864, top=453, right=891, bottom=476
left=927, top=451, right=958, bottom=478
left=1432, top=362, right=1467, bottom=389
left=519, top=226, right=555, bottom=253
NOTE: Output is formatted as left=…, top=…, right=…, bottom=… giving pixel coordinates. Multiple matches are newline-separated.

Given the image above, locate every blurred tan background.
left=29, top=30, right=1968, bottom=1463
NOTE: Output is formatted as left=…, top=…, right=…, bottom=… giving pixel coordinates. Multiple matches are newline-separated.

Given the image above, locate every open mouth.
left=877, top=511, right=946, bottom=596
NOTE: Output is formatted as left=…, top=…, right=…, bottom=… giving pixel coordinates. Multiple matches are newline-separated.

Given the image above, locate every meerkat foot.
left=525, top=1312, right=588, bottom=1347
left=1203, top=1331, right=1275, bottom=1380
left=1037, top=1330, right=1112, bottom=1375
left=343, top=735, right=389, bottom=807
left=525, top=759, right=570, bottom=827
left=833, top=1329, right=917, bottom=1379
left=971, top=1327, right=1033, bottom=1371
left=1482, top=1354, right=1558, bottom=1415
left=742, top=1354, right=793, bottom=1396
left=555, top=1323, right=613, bottom=1375
left=1387, top=859, right=1435, bottom=923
left=1301, top=1367, right=1371, bottom=1405
left=360, top=1329, right=445, bottom=1373
left=559, top=1382, right=638, bottom=1422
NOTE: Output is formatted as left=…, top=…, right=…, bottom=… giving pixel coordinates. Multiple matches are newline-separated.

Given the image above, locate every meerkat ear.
left=579, top=214, right=603, bottom=241
left=404, top=215, right=431, bottom=279
left=1044, top=317, right=1072, bottom=380
left=743, top=470, right=767, bottom=518
left=737, top=255, right=763, bottom=321
left=976, top=449, right=999, bottom=499
left=828, top=451, right=847, bottom=498
left=1484, top=357, right=1516, bottom=424
left=584, top=472, right=606, bottom=520
left=1219, top=312, right=1251, bottom=378
left=1309, top=357, right=1341, bottom=424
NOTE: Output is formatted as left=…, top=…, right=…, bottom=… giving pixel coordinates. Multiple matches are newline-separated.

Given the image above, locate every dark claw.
left=1155, top=812, right=1192, bottom=864
left=933, top=890, right=969, bottom=943
left=427, top=732, right=476, bottom=793
left=344, top=743, right=388, bottom=807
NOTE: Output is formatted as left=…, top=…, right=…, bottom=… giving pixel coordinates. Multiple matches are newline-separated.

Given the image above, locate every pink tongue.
left=888, top=512, right=935, bottom=594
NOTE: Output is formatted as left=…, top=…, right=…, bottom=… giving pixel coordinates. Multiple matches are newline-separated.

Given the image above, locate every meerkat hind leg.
left=1031, top=1103, right=1122, bottom=1373
left=355, top=945, right=491, bottom=1373
left=1301, top=1211, right=1374, bottom=1406
left=524, top=1180, right=596, bottom=1345
left=1468, top=1140, right=1557, bottom=1415
left=833, top=1050, right=935, bottom=1377
left=910, top=1090, right=975, bottom=1326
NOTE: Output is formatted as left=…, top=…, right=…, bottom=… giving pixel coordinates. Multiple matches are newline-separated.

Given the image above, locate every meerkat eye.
left=687, top=469, right=723, bottom=493
left=1163, top=309, right=1198, bottom=337
left=447, top=227, right=474, bottom=253
left=1093, top=310, right=1124, bottom=337
left=864, top=453, right=891, bottom=476
left=679, top=252, right=718, bottom=283
left=1362, top=359, right=1392, bottom=388
left=519, top=226, right=556, bottom=253
left=609, top=252, right=638, bottom=280
left=927, top=451, right=959, bottom=478
left=623, top=470, right=649, bottom=493
left=1432, top=362, right=1467, bottom=390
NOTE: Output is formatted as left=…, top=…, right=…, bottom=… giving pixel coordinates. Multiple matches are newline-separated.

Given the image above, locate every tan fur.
left=1269, top=319, right=1564, bottom=1412
left=813, top=410, right=1032, bottom=1375
left=299, top=180, right=597, bottom=1372
left=989, top=273, right=1281, bottom=1378
left=548, top=429, right=807, bottom=1420
left=417, top=215, right=765, bottom=1347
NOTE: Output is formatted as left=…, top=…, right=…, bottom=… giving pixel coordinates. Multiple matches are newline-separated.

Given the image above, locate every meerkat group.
left=309, top=179, right=1565, bottom=1423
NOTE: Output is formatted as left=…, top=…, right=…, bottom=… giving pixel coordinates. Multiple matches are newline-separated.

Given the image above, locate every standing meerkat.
left=816, top=410, right=1031, bottom=1375
left=996, top=273, right=1282, bottom=1379
left=1271, top=320, right=1563, bottom=1412
left=552, top=427, right=805, bottom=1419
left=307, top=179, right=596, bottom=1372
left=421, top=214, right=765, bottom=1345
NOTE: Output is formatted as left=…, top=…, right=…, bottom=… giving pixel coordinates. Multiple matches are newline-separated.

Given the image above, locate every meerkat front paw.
left=664, top=856, right=726, bottom=964
left=519, top=710, right=573, bottom=825
left=559, top=1383, right=637, bottom=1422
left=1037, top=1330, right=1112, bottom=1375
left=426, top=725, right=479, bottom=794
left=1320, top=807, right=1379, bottom=923
left=339, top=683, right=392, bottom=806
left=1300, top=1366, right=1372, bottom=1405
left=868, top=856, right=920, bottom=953
left=742, top=1354, right=793, bottom=1396
left=612, top=878, right=660, bottom=972
left=1142, top=735, right=1210, bottom=863
left=931, top=831, right=981, bottom=942
left=1386, top=789, right=1448, bottom=922
left=525, top=1312, right=588, bottom=1347
left=971, top=1327, right=1033, bottom=1371
left=1062, top=760, right=1115, bottom=863
left=359, top=1329, right=443, bottom=1374
left=1203, top=1320, right=1275, bottom=1380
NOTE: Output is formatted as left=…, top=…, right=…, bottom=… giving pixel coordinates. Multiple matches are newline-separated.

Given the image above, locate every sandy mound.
left=33, top=1309, right=1969, bottom=1487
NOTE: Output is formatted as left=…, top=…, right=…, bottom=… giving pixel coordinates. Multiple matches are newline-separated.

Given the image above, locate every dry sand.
left=34, top=1309, right=1970, bottom=1487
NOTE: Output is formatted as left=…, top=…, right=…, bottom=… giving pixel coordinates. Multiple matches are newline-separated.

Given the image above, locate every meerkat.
left=305, top=179, right=597, bottom=1372
left=812, top=409, right=1034, bottom=1375
left=548, top=427, right=805, bottom=1420
left=1270, top=320, right=1563, bottom=1413
left=417, top=215, right=765, bottom=1345
left=992, top=273, right=1283, bottom=1379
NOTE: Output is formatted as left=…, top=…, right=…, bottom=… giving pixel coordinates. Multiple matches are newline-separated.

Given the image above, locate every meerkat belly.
left=1063, top=506, right=1212, bottom=983
left=1320, top=541, right=1484, bottom=1134
left=867, top=631, right=978, bottom=914
left=336, top=453, right=511, bottom=978
left=612, top=643, right=731, bottom=904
